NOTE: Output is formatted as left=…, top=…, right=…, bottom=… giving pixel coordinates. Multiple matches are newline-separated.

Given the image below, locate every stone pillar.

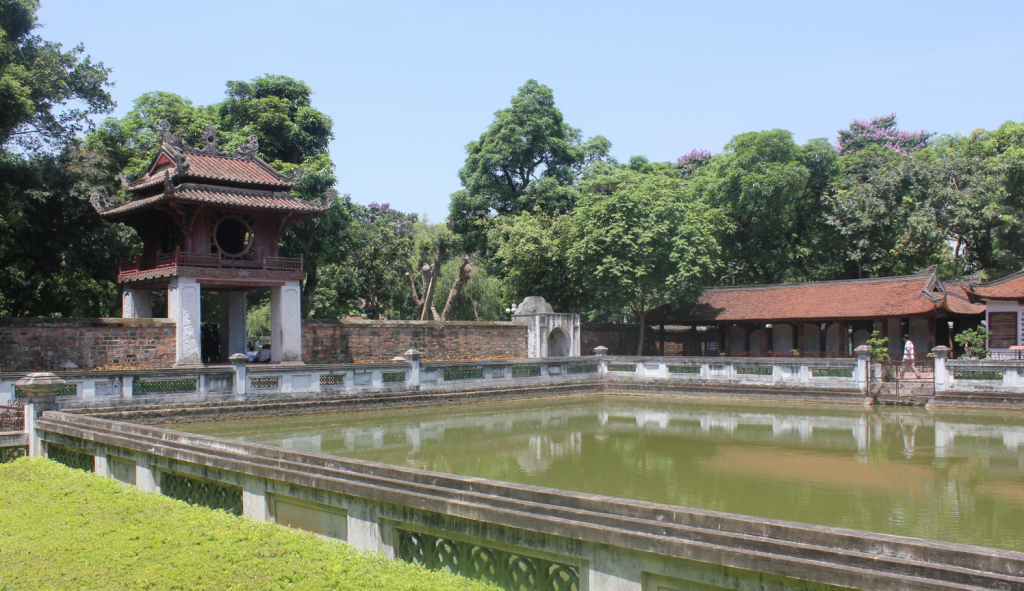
left=927, top=316, right=937, bottom=351
left=122, top=287, right=152, bottom=319
left=270, top=280, right=303, bottom=364
left=796, top=321, right=805, bottom=354
left=406, top=349, right=422, bottom=387
left=24, top=404, right=39, bottom=457
left=241, top=475, right=270, bottom=522
left=168, top=277, right=202, bottom=366
left=219, top=291, right=247, bottom=361
left=932, top=346, right=950, bottom=392
left=229, top=353, right=248, bottom=399
left=659, top=324, right=665, bottom=356
left=135, top=455, right=157, bottom=493
left=855, top=345, right=871, bottom=392
left=722, top=324, right=731, bottom=357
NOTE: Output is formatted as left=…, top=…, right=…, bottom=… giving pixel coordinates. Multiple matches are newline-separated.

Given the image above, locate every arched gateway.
left=90, top=121, right=335, bottom=366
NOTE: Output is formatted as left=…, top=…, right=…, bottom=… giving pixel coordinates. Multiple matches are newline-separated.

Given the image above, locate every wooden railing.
left=119, top=249, right=303, bottom=275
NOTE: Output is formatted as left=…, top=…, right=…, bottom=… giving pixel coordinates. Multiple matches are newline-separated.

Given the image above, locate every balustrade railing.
left=119, top=249, right=303, bottom=275
left=0, top=405, right=24, bottom=432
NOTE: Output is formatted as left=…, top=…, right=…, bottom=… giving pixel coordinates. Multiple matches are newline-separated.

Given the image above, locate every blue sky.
left=39, top=0, right=1024, bottom=222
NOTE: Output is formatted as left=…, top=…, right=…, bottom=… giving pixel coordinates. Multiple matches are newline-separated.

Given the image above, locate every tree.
left=569, top=168, right=726, bottom=354
left=835, top=113, right=932, bottom=156
left=488, top=209, right=579, bottom=312
left=450, top=80, right=609, bottom=253
left=0, top=0, right=121, bottom=316
left=0, top=0, right=114, bottom=153
left=689, top=130, right=840, bottom=284
left=343, top=203, right=417, bottom=319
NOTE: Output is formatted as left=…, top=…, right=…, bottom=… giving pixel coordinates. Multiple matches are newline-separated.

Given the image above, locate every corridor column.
left=219, top=291, right=247, bottom=361
left=760, top=323, right=770, bottom=356
left=271, top=280, right=303, bottom=364
left=168, top=277, right=202, bottom=366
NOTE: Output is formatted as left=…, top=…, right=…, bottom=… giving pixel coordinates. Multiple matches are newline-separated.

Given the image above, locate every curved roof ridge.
left=703, top=271, right=933, bottom=292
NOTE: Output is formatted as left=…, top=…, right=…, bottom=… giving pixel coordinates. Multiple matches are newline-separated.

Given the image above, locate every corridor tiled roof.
left=98, top=184, right=331, bottom=217
left=965, top=269, right=1024, bottom=300
left=651, top=271, right=984, bottom=323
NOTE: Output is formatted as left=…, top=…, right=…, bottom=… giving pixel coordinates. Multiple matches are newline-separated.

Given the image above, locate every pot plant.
left=954, top=327, right=992, bottom=360
left=866, top=330, right=890, bottom=380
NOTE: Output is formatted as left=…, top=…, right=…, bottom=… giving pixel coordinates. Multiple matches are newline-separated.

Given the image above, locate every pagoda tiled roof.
left=963, top=269, right=1024, bottom=300
left=123, top=121, right=296, bottom=192
left=649, top=269, right=984, bottom=323
left=95, top=184, right=333, bottom=217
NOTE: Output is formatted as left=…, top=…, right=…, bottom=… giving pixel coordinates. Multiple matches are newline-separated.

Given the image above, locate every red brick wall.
left=302, top=319, right=528, bottom=363
left=0, top=318, right=176, bottom=372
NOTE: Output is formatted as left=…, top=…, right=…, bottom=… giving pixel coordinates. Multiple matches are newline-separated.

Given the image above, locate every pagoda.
left=91, top=120, right=335, bottom=366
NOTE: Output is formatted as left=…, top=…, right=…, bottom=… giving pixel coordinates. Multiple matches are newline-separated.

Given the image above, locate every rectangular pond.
left=176, top=395, right=1024, bottom=552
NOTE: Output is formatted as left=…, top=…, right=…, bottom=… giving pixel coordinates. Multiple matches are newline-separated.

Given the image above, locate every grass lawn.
left=0, top=458, right=495, bottom=591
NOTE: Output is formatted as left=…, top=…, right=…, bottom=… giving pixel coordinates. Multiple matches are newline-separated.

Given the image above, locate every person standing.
left=902, top=335, right=916, bottom=379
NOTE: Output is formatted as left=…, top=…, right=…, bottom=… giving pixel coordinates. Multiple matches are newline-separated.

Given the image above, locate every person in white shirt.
left=257, top=343, right=272, bottom=363
left=245, top=345, right=256, bottom=363
left=902, top=335, right=916, bottom=378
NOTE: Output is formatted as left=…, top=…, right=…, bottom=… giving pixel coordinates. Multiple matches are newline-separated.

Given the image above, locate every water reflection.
left=178, top=396, right=1024, bottom=552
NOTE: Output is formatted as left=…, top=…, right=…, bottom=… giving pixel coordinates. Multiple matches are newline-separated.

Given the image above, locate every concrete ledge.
left=37, top=411, right=1024, bottom=591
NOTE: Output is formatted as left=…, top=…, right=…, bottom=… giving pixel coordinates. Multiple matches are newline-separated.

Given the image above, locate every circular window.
left=214, top=217, right=251, bottom=257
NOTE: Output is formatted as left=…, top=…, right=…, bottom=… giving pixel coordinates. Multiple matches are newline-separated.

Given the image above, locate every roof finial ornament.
left=170, top=150, right=190, bottom=175
left=318, top=188, right=338, bottom=208
left=200, top=122, right=219, bottom=154
left=89, top=193, right=112, bottom=213
left=162, top=170, right=176, bottom=196
left=234, top=135, right=259, bottom=159
left=292, top=167, right=308, bottom=183
left=158, top=119, right=184, bottom=150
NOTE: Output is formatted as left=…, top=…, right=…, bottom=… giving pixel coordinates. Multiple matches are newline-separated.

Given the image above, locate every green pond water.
left=178, top=395, right=1024, bottom=552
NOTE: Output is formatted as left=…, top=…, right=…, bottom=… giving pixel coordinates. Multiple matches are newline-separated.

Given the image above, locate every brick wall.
left=0, top=318, right=176, bottom=372
left=302, top=319, right=528, bottom=363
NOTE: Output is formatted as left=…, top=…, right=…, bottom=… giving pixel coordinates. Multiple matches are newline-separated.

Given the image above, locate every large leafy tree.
left=690, top=130, right=841, bottom=284
left=488, top=209, right=579, bottom=312
left=569, top=167, right=726, bottom=354
left=450, top=79, right=609, bottom=253
left=0, top=0, right=119, bottom=316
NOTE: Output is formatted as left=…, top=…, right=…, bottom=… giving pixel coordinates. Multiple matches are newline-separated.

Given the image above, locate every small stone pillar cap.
left=15, top=372, right=67, bottom=396
left=930, top=346, right=951, bottom=358
left=404, top=349, right=423, bottom=360
left=593, top=346, right=609, bottom=356
left=854, top=345, right=871, bottom=356
left=228, top=353, right=248, bottom=364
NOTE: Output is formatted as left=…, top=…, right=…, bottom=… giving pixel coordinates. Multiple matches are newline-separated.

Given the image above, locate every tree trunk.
left=406, top=271, right=421, bottom=307
left=636, top=310, right=646, bottom=356
left=441, top=256, right=473, bottom=321
left=420, top=246, right=446, bottom=321
left=301, top=260, right=318, bottom=319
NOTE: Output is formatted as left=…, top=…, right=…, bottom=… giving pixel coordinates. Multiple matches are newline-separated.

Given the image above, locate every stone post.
left=594, top=346, right=608, bottom=376
left=15, top=372, right=67, bottom=457
left=270, top=280, right=303, bottom=364
left=854, top=345, right=871, bottom=393
left=229, top=353, right=248, bottom=399
left=168, top=277, right=202, bottom=366
left=932, top=346, right=950, bottom=392
left=405, top=349, right=422, bottom=388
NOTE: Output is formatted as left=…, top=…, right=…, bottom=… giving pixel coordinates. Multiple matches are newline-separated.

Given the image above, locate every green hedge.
left=0, top=458, right=495, bottom=591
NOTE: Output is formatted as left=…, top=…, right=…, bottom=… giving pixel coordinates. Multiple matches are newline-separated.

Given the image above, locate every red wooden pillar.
left=927, top=316, right=936, bottom=352
left=722, top=324, right=731, bottom=355
left=760, top=323, right=770, bottom=356
left=796, top=321, right=805, bottom=354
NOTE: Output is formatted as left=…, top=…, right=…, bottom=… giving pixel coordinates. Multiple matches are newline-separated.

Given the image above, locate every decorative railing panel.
left=736, top=366, right=773, bottom=376
left=382, top=371, right=406, bottom=383
left=0, top=446, right=26, bottom=464
left=48, top=444, right=94, bottom=472
left=954, top=371, right=1004, bottom=381
left=567, top=364, right=598, bottom=375
left=0, top=406, right=24, bottom=432
left=160, top=471, right=242, bottom=515
left=444, top=368, right=484, bottom=381
left=607, top=364, right=636, bottom=373
left=320, top=373, right=344, bottom=386
left=811, top=368, right=854, bottom=378
left=668, top=365, right=700, bottom=374
left=512, top=366, right=542, bottom=378
left=15, top=384, right=77, bottom=398
left=397, top=530, right=578, bottom=591
left=134, top=379, right=197, bottom=394
left=250, top=377, right=279, bottom=389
